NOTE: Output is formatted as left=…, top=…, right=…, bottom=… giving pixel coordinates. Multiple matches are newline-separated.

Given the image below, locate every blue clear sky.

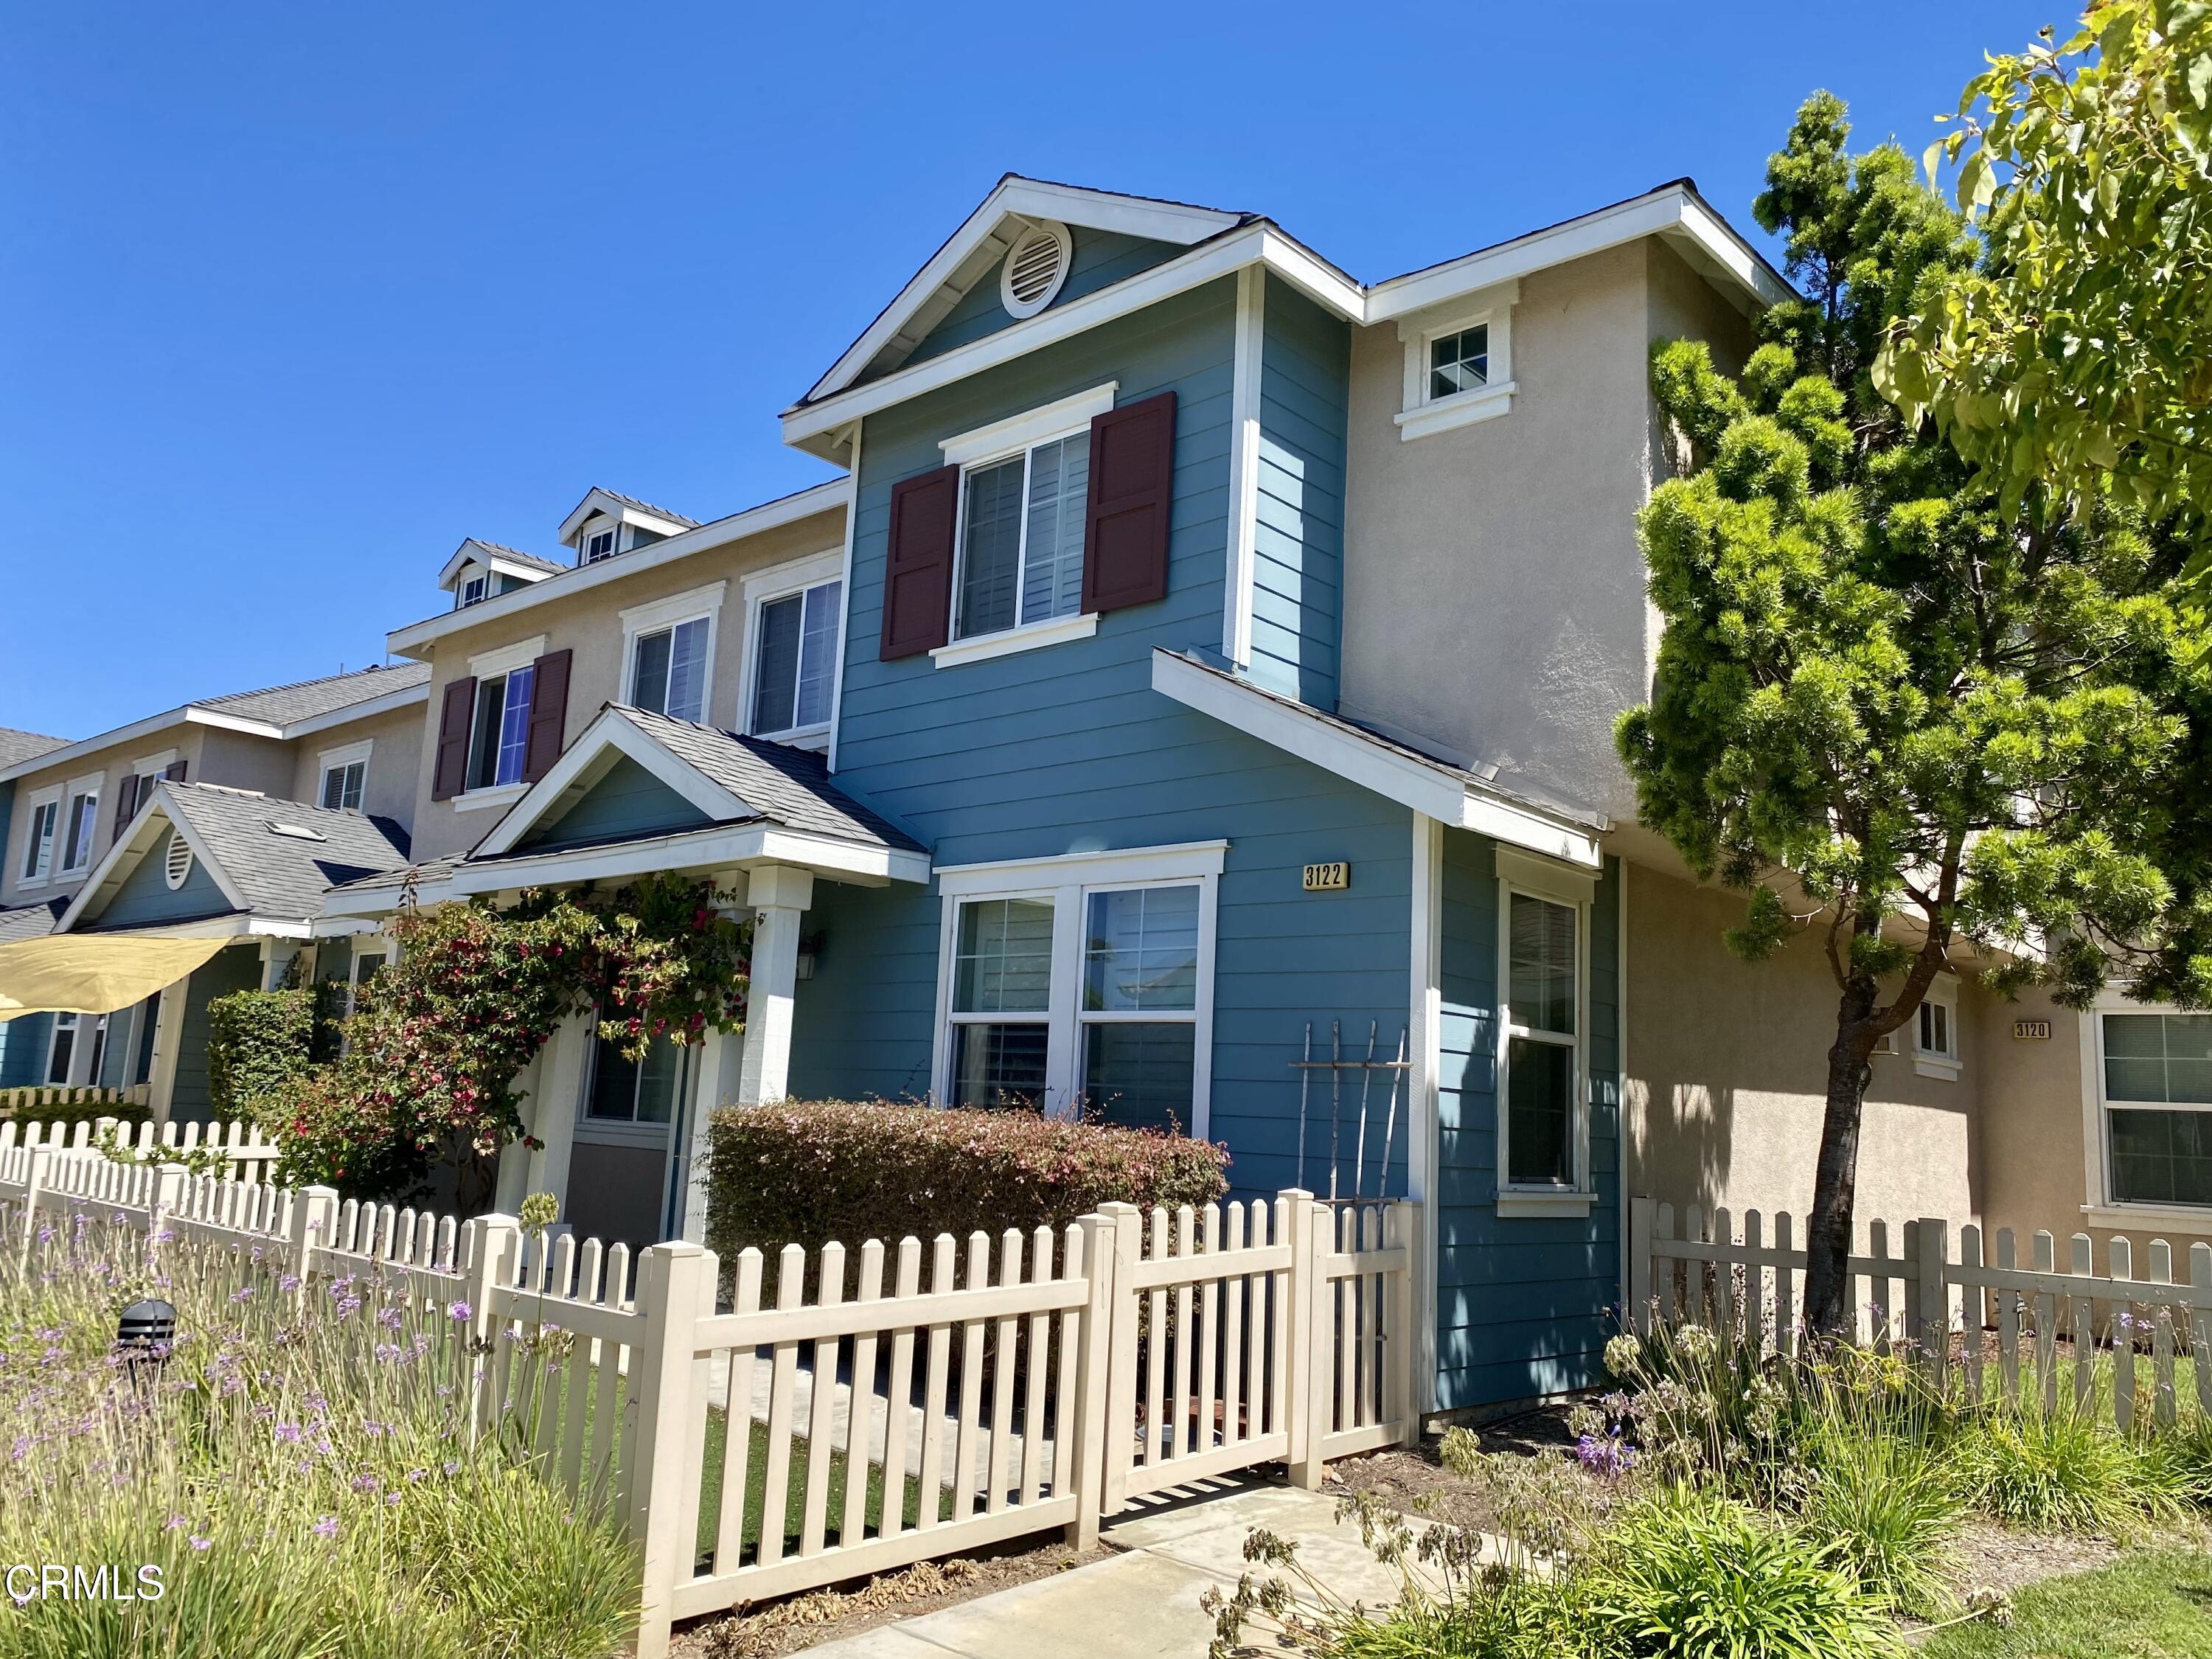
left=2, top=2, right=2056, bottom=741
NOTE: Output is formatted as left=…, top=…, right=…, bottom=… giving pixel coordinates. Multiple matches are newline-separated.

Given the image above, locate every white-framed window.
left=459, top=572, right=490, bottom=608
left=931, top=383, right=1115, bottom=667
left=582, top=526, right=619, bottom=565
left=58, top=775, right=101, bottom=874
left=2093, top=1008, right=2212, bottom=1211
left=319, top=740, right=373, bottom=813
left=740, top=551, right=844, bottom=746
left=620, top=582, right=724, bottom=727
left=46, top=1012, right=77, bottom=1084
left=580, top=1028, right=692, bottom=1145
left=1495, top=846, right=1594, bottom=1214
left=122, top=752, right=175, bottom=833
left=467, top=666, right=536, bottom=791
left=933, top=840, right=1221, bottom=1133
left=1394, top=281, right=1518, bottom=443
left=345, top=948, right=386, bottom=1018
left=18, top=787, right=61, bottom=886
left=1913, top=983, right=1961, bottom=1080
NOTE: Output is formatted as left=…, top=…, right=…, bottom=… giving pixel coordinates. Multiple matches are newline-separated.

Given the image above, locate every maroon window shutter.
left=1081, top=391, right=1178, bottom=615
left=110, top=774, right=139, bottom=846
left=431, top=678, right=476, bottom=800
left=879, top=465, right=960, bottom=660
left=163, top=759, right=187, bottom=782
left=523, top=649, right=572, bottom=782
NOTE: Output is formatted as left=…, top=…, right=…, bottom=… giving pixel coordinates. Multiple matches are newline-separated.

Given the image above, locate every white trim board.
left=452, top=822, right=929, bottom=896
left=466, top=636, right=549, bottom=679
left=1150, top=650, right=1604, bottom=868
left=0, top=681, right=431, bottom=785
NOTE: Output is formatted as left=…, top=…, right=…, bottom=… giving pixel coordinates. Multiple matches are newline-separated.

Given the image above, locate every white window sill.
left=15, top=875, right=49, bottom=891
left=1913, top=1053, right=1962, bottom=1082
left=574, top=1116, right=674, bottom=1150
left=931, top=611, right=1098, bottom=669
left=1496, top=1189, right=1596, bottom=1219
left=453, top=782, right=531, bottom=813
left=751, top=723, right=830, bottom=754
left=1394, top=380, right=1517, bottom=443
left=2081, top=1202, right=2212, bottom=1232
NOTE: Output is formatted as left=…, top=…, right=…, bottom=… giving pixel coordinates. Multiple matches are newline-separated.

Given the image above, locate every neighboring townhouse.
left=12, top=173, right=2197, bottom=1420
left=0, top=664, right=427, bottom=1113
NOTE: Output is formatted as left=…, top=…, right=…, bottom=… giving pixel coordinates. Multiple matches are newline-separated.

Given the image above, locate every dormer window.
left=583, top=526, right=619, bottom=565
left=459, top=573, right=489, bottom=608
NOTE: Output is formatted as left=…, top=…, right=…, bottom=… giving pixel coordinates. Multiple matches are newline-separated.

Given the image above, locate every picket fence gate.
left=1630, top=1195, right=2212, bottom=1432
left=1, top=1140, right=1417, bottom=1659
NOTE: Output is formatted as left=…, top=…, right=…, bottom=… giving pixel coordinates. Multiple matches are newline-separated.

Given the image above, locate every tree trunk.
left=1801, top=991, right=1876, bottom=1341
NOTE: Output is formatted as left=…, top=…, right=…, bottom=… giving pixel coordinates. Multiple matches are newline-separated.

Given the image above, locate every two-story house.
left=0, top=664, right=427, bottom=1116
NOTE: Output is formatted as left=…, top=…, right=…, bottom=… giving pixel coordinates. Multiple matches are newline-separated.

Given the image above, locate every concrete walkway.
left=790, top=1475, right=1490, bottom=1658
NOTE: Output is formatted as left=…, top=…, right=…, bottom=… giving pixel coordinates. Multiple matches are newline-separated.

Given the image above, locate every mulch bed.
left=670, top=1534, right=1110, bottom=1658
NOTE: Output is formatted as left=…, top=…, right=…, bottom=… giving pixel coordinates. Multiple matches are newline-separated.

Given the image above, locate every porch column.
left=518, top=1012, right=591, bottom=1222
left=737, top=865, right=813, bottom=1107
left=145, top=981, right=186, bottom=1126
left=677, top=1023, right=737, bottom=1245
left=258, top=938, right=305, bottom=990
left=65, top=1014, right=100, bottom=1087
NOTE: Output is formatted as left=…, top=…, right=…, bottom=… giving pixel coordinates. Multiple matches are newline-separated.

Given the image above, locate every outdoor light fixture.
left=117, top=1298, right=178, bottom=1363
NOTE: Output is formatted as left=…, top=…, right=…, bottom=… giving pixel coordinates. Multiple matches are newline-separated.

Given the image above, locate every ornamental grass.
left=0, top=1201, right=637, bottom=1659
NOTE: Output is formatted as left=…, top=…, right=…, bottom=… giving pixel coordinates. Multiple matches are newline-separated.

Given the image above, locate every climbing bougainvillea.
left=269, top=872, right=750, bottom=1204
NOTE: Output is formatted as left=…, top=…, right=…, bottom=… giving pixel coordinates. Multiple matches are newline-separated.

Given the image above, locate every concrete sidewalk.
left=790, top=1476, right=1488, bottom=1658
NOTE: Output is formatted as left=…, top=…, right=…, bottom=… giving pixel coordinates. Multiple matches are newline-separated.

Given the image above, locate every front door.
left=566, top=1029, right=693, bottom=1253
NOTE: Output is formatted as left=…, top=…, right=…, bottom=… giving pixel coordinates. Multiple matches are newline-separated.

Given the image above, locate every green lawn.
left=693, top=1407, right=951, bottom=1571
left=1919, top=1550, right=2212, bottom=1658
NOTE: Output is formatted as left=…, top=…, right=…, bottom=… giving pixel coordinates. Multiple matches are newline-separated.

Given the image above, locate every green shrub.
left=703, top=1098, right=1230, bottom=1263
left=206, top=983, right=340, bottom=1121
left=1949, top=1401, right=2171, bottom=1532
left=1579, top=1486, right=1902, bottom=1659
left=1793, top=1427, right=1962, bottom=1615
left=0, top=1089, right=149, bottom=1132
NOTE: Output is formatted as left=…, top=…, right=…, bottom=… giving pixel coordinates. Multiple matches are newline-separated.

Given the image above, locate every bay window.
left=935, top=842, right=1220, bottom=1133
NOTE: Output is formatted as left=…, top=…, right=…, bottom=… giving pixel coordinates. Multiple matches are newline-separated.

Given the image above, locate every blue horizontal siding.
left=94, top=827, right=234, bottom=929
left=522, top=755, right=706, bottom=850
left=1246, top=276, right=1348, bottom=710
left=1433, top=830, right=1622, bottom=1410
left=0, top=1014, right=52, bottom=1087
left=168, top=945, right=262, bottom=1123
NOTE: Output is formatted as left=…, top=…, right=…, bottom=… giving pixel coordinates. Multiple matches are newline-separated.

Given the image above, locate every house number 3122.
left=1302, top=862, right=1351, bottom=892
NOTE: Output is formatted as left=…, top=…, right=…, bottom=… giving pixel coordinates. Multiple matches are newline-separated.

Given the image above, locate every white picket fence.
left=1, top=1139, right=1416, bottom=1658
left=1630, top=1196, right=2212, bottom=1430
left=0, top=1115, right=283, bottom=1183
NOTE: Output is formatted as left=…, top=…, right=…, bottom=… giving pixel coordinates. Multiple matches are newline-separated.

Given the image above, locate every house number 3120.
left=1302, top=862, right=1351, bottom=892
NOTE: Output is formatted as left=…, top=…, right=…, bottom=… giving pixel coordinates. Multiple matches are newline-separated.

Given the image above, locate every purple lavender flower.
left=187, top=1536, right=211, bottom=1551
left=446, top=1299, right=471, bottom=1322
left=313, top=1515, right=338, bottom=1539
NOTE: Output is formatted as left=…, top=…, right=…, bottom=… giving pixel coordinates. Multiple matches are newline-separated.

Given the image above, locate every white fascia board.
left=278, top=681, right=430, bottom=740
left=784, top=226, right=1364, bottom=451
left=92, top=914, right=262, bottom=942
left=321, top=875, right=456, bottom=922
left=451, top=822, right=927, bottom=896
left=469, top=707, right=748, bottom=861
left=386, top=481, right=848, bottom=659
left=1367, top=186, right=1789, bottom=323
left=805, top=178, right=1245, bottom=405
left=936, top=839, right=1229, bottom=897
left=0, top=708, right=279, bottom=785
left=1150, top=650, right=1603, bottom=869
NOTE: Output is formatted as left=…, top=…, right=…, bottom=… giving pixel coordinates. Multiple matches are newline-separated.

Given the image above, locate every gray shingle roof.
left=0, top=899, right=65, bottom=943
left=591, top=489, right=699, bottom=529
left=615, top=705, right=925, bottom=853
left=463, top=540, right=566, bottom=575
left=92, top=784, right=414, bottom=928
left=0, top=728, right=67, bottom=771
left=199, top=661, right=431, bottom=726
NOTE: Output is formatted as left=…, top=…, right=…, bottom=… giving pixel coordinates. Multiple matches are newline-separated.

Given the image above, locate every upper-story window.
left=740, top=552, right=845, bottom=745
left=1914, top=983, right=1962, bottom=1080
left=467, top=665, right=536, bottom=791
left=319, top=740, right=372, bottom=812
left=620, top=583, right=724, bottom=728
left=18, top=791, right=59, bottom=884
left=582, top=526, right=619, bottom=565
left=1394, top=281, right=1518, bottom=443
left=459, top=573, right=490, bottom=608
left=58, top=777, right=101, bottom=874
left=956, top=433, right=1090, bottom=642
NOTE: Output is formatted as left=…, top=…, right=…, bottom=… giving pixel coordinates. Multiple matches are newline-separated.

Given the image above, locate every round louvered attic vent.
left=1000, top=220, right=1073, bottom=320
left=164, top=830, right=193, bottom=891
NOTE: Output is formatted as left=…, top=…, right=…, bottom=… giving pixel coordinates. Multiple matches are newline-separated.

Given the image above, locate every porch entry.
left=566, top=1028, right=701, bottom=1253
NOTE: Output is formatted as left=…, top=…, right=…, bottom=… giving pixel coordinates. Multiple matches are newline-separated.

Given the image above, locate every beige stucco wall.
left=403, top=505, right=846, bottom=863
left=1340, top=238, right=1758, bottom=823
left=284, top=701, right=425, bottom=827
left=1624, top=858, right=1986, bottom=1232
left=1, top=724, right=224, bottom=911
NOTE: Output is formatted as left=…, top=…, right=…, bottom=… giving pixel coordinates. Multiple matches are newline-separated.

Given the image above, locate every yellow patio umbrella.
left=0, top=933, right=238, bottom=1022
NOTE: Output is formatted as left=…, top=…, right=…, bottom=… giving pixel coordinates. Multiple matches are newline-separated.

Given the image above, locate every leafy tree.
left=1879, top=1, right=2212, bottom=527
left=1617, top=93, right=2208, bottom=1338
